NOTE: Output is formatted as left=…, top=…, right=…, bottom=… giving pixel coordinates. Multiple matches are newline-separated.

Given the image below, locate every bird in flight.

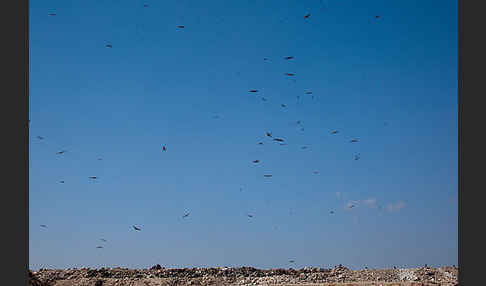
left=56, top=150, right=66, bottom=155
left=331, top=130, right=339, bottom=134
left=284, top=56, right=294, bottom=60
left=304, top=13, right=311, bottom=19
left=97, top=158, right=103, bottom=161
left=313, top=171, right=319, bottom=174
left=281, top=104, right=287, bottom=108
left=273, top=138, right=285, bottom=142
left=330, top=211, right=334, bottom=214
left=264, top=174, right=273, bottom=178
left=266, top=132, right=272, bottom=138
left=88, top=176, right=98, bottom=180
left=247, top=214, right=254, bottom=218
left=258, top=142, right=264, bottom=145
left=182, top=212, right=190, bottom=218
left=105, top=44, right=113, bottom=48
left=279, top=143, right=288, bottom=146
left=348, top=204, right=355, bottom=209
left=96, top=246, right=104, bottom=249
left=285, top=73, right=295, bottom=76
left=263, top=58, right=269, bottom=61
left=354, top=153, right=361, bottom=161
left=301, top=146, right=308, bottom=150
left=261, top=97, right=267, bottom=101
left=100, top=239, right=107, bottom=242
left=253, top=160, right=260, bottom=163
left=162, top=146, right=167, bottom=151
left=143, top=4, right=149, bottom=7
left=132, top=225, right=142, bottom=231
left=48, top=13, right=56, bottom=16
left=177, top=25, right=185, bottom=28
left=305, top=91, right=313, bottom=95
left=249, top=90, right=258, bottom=93
left=350, top=139, right=359, bottom=143
left=40, top=225, right=47, bottom=228
left=37, top=136, right=44, bottom=140
left=375, top=15, right=381, bottom=19
left=59, top=181, right=65, bottom=184
left=289, top=260, right=295, bottom=263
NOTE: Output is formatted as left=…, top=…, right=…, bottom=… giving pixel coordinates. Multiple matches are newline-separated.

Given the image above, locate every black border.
left=3, top=0, right=29, bottom=285
left=459, top=0, right=484, bottom=285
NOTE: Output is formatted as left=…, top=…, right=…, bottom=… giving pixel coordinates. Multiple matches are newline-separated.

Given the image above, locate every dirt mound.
left=28, top=265, right=458, bottom=286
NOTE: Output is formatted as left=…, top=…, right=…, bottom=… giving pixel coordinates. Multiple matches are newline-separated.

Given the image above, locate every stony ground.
left=29, top=265, right=458, bottom=286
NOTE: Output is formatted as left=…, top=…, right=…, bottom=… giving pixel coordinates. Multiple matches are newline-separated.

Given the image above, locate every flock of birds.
left=36, top=2, right=387, bottom=266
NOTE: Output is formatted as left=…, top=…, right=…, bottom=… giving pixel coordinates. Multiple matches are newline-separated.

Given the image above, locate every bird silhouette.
left=281, top=104, right=287, bottom=108
left=162, top=146, right=167, bottom=151
left=350, top=139, right=359, bottom=143
left=253, top=160, right=260, bottom=163
left=247, top=214, right=254, bottom=218
left=285, top=73, right=295, bottom=76
left=249, top=90, right=258, bottom=93
left=37, top=136, right=44, bottom=140
left=264, top=174, right=273, bottom=178
left=177, top=25, right=185, bottom=28
left=132, top=225, right=142, bottom=231
left=56, top=150, right=66, bottom=155
left=331, top=130, right=339, bottom=134
left=96, top=246, right=104, bottom=249
left=89, top=176, right=98, bottom=180
left=273, top=138, right=284, bottom=142
left=48, top=13, right=56, bottom=16
left=100, top=239, right=107, bottom=242
left=40, top=225, right=47, bottom=228
left=182, top=212, right=190, bottom=218
left=105, top=44, right=113, bottom=48
left=284, top=56, right=294, bottom=60
left=266, top=132, right=272, bottom=137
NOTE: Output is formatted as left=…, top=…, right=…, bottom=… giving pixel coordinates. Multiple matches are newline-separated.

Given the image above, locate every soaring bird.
left=162, top=146, right=167, bottom=151
left=264, top=174, right=273, bottom=178
left=98, top=158, right=103, bottom=161
left=37, top=136, right=44, bottom=140
left=331, top=130, right=339, bottom=134
left=105, top=44, right=113, bottom=48
left=89, top=176, right=98, bottom=180
left=96, top=246, right=104, bottom=249
left=304, top=13, right=311, bottom=19
left=177, top=25, right=185, bottom=28
left=132, top=225, right=142, bottom=231
left=330, top=211, right=334, bottom=214
left=249, top=90, right=258, bottom=93
left=313, top=171, right=319, bottom=174
left=59, top=181, right=65, bottom=184
left=100, top=239, right=107, bottom=242
left=182, top=212, right=190, bottom=218
left=48, top=13, right=56, bottom=16
left=261, top=97, right=267, bottom=101
left=273, top=138, right=284, bottom=142
left=350, top=139, right=359, bottom=143
left=284, top=73, right=295, bottom=76
left=253, top=160, right=260, bottom=163
left=258, top=142, right=264, bottom=145
left=281, top=104, right=287, bottom=108
left=247, top=214, right=254, bottom=218
left=348, top=204, right=355, bottom=209
left=40, top=225, right=47, bottom=228
left=56, top=150, right=66, bottom=155
left=263, top=58, right=269, bottom=61
left=284, top=56, right=294, bottom=60
left=305, top=91, right=313, bottom=95
left=354, top=154, right=361, bottom=161
left=289, top=260, right=295, bottom=263
left=143, top=4, right=149, bottom=7
left=375, top=15, right=381, bottom=19
left=266, top=132, right=272, bottom=137
left=301, top=146, right=308, bottom=149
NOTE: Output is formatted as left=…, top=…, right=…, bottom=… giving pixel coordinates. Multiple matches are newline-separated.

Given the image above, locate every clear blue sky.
left=29, top=0, right=457, bottom=270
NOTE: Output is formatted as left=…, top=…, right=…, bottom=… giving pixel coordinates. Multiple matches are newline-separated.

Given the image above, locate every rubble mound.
left=28, top=265, right=458, bottom=286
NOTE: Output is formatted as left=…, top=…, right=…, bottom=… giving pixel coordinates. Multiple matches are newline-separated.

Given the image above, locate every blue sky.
left=29, top=0, right=457, bottom=270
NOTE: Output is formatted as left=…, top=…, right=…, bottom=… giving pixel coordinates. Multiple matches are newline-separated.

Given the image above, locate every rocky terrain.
left=29, top=265, right=458, bottom=286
